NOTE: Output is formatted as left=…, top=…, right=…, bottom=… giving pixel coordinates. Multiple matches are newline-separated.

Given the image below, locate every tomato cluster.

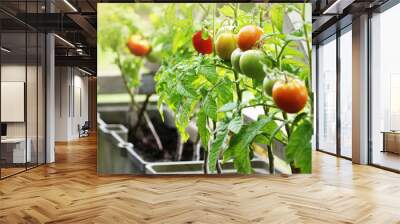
left=190, top=24, right=309, bottom=114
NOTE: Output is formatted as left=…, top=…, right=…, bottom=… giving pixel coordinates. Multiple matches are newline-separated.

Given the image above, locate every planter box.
left=98, top=117, right=146, bottom=174
left=97, top=106, right=289, bottom=175
left=145, top=160, right=272, bottom=175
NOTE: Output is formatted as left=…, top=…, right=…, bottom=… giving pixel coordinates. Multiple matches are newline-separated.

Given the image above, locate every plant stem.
left=267, top=145, right=274, bottom=174
left=233, top=3, right=239, bottom=29
left=117, top=55, right=164, bottom=151
left=241, top=103, right=277, bottom=110
left=203, top=149, right=209, bottom=174
left=216, top=159, right=222, bottom=174
left=193, top=136, right=201, bottom=161
left=211, top=120, right=222, bottom=174
left=132, top=94, right=151, bottom=133
left=263, top=107, right=274, bottom=173
left=302, top=5, right=313, bottom=117
left=282, top=112, right=291, bottom=138
left=233, top=70, right=242, bottom=106
left=215, top=64, right=233, bottom=71
left=271, top=23, right=279, bottom=67
left=212, top=4, right=216, bottom=57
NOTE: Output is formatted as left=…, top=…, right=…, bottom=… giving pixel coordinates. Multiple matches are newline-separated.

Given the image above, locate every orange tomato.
left=272, top=79, right=308, bottom=113
left=215, top=32, right=237, bottom=60
left=237, top=25, right=263, bottom=51
left=127, top=35, right=151, bottom=57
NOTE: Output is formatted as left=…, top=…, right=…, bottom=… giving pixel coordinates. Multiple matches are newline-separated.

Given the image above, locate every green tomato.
left=230, top=48, right=243, bottom=73
left=239, top=49, right=267, bottom=81
left=263, top=78, right=277, bottom=96
left=146, top=49, right=159, bottom=63
left=146, top=44, right=162, bottom=63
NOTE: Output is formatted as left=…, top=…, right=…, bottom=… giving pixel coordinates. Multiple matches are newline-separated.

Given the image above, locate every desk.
left=382, top=131, right=400, bottom=154
left=1, top=138, right=31, bottom=163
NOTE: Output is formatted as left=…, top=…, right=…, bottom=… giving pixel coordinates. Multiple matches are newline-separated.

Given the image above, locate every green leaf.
left=261, top=121, right=285, bottom=143
left=203, top=96, right=218, bottom=121
left=253, top=134, right=269, bottom=145
left=285, top=35, right=305, bottom=42
left=282, top=58, right=306, bottom=68
left=219, top=102, right=237, bottom=112
left=283, top=47, right=304, bottom=58
left=268, top=121, right=288, bottom=145
left=197, top=110, right=210, bottom=150
left=286, top=119, right=313, bottom=173
left=227, top=117, right=272, bottom=174
left=227, top=116, right=243, bottom=134
left=199, top=64, right=218, bottom=84
left=222, top=146, right=234, bottom=164
left=218, top=5, right=234, bottom=17
left=270, top=5, right=284, bottom=33
left=208, top=124, right=229, bottom=173
left=291, top=112, right=307, bottom=129
left=216, top=78, right=234, bottom=106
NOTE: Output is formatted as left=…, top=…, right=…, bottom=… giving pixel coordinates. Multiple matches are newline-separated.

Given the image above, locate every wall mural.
left=97, top=3, right=313, bottom=175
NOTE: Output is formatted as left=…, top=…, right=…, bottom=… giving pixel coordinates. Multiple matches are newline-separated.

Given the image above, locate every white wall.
left=55, top=67, right=89, bottom=141
left=1, top=63, right=46, bottom=164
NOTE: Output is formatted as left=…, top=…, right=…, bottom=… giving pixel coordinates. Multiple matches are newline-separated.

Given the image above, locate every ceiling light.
left=322, top=0, right=354, bottom=15
left=1, top=47, right=11, bottom=53
left=78, top=67, right=92, bottom=76
left=54, top=34, right=75, bottom=48
left=63, top=0, right=78, bottom=12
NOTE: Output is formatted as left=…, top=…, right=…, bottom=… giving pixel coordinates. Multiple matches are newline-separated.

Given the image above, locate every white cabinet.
left=1, top=138, right=32, bottom=163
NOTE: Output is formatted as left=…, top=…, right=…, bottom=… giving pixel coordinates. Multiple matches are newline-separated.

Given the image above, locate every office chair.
left=79, top=121, right=90, bottom=138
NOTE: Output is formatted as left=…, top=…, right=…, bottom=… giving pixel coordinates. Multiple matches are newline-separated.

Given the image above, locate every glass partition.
left=27, top=30, right=38, bottom=169
left=1, top=30, right=28, bottom=177
left=371, top=4, right=400, bottom=171
left=0, top=1, right=46, bottom=179
left=38, top=32, right=45, bottom=165
left=339, top=27, right=352, bottom=158
left=317, top=36, right=337, bottom=155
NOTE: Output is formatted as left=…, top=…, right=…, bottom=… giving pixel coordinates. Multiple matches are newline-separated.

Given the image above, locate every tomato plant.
left=100, top=3, right=313, bottom=175
left=153, top=3, right=313, bottom=174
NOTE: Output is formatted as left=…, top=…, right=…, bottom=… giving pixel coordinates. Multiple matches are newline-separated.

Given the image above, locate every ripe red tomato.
left=272, top=79, right=308, bottom=113
left=127, top=35, right=151, bottom=57
left=237, top=25, right=263, bottom=51
left=192, top=31, right=213, bottom=54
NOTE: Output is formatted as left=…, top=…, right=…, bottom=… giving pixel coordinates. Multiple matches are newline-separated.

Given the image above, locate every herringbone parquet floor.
left=1, top=134, right=400, bottom=224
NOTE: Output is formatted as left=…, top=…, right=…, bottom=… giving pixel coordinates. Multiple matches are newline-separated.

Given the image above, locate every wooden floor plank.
left=0, top=134, right=399, bottom=223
